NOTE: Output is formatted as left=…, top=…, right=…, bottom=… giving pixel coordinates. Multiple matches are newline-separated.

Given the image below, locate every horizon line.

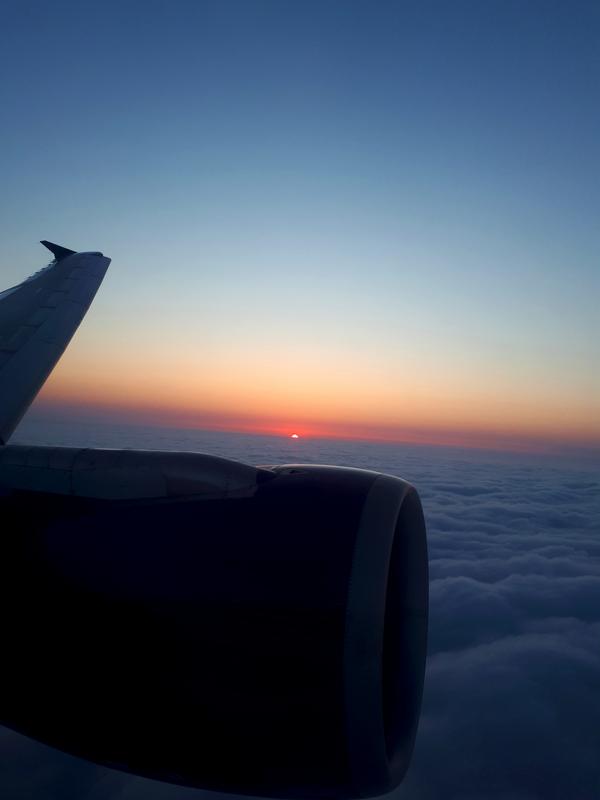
left=17, top=398, right=600, bottom=461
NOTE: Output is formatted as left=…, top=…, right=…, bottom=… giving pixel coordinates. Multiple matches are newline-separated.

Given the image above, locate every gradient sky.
left=1, top=0, right=598, bottom=452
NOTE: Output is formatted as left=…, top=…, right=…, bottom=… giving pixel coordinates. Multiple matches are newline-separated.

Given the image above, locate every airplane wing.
left=0, top=241, right=111, bottom=445
left=0, top=241, right=428, bottom=800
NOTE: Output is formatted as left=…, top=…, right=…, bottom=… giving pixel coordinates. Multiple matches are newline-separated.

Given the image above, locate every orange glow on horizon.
left=31, top=390, right=600, bottom=457
left=31, top=335, right=600, bottom=458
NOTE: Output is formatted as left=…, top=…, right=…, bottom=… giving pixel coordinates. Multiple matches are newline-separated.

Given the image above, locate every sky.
left=1, top=0, right=599, bottom=453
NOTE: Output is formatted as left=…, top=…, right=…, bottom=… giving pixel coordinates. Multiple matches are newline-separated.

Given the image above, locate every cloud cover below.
left=3, top=422, right=600, bottom=799
left=399, top=452, right=600, bottom=800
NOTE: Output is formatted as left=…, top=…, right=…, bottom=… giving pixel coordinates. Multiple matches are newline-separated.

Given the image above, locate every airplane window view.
left=1, top=3, right=599, bottom=800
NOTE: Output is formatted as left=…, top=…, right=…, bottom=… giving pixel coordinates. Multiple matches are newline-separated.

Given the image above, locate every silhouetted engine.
left=0, top=446, right=428, bottom=799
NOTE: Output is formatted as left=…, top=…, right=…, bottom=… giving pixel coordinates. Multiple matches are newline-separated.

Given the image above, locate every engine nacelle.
left=0, top=446, right=428, bottom=799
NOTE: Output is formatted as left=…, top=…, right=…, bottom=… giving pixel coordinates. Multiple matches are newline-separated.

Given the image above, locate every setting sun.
left=290, top=433, right=299, bottom=439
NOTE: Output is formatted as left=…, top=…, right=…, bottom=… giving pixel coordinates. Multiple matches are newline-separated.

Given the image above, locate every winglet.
left=0, top=245, right=110, bottom=444
left=40, top=241, right=77, bottom=260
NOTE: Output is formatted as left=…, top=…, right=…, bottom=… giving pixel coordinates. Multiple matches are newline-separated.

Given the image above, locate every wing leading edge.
left=0, top=242, right=111, bottom=444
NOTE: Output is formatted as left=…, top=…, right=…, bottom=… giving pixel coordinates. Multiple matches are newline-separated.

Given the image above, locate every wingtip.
left=40, top=240, right=77, bottom=260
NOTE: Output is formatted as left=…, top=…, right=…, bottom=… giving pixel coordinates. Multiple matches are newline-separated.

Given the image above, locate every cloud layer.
left=4, top=424, right=600, bottom=799
left=397, top=450, right=600, bottom=800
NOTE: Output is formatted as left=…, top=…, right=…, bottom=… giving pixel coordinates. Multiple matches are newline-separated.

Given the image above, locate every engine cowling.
left=0, top=446, right=428, bottom=799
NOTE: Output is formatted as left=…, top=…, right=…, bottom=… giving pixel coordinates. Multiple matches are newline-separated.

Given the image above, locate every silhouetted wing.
left=0, top=242, right=111, bottom=444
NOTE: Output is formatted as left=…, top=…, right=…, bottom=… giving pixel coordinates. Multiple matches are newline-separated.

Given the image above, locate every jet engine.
left=0, top=446, right=428, bottom=798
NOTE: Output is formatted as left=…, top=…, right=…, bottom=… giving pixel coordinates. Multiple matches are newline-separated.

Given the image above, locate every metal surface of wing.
left=0, top=243, right=111, bottom=444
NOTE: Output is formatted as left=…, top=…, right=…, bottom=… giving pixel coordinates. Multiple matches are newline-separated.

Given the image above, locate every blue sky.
left=1, top=0, right=598, bottom=450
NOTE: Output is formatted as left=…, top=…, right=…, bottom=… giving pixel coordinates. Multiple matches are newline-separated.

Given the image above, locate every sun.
left=290, top=433, right=299, bottom=439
